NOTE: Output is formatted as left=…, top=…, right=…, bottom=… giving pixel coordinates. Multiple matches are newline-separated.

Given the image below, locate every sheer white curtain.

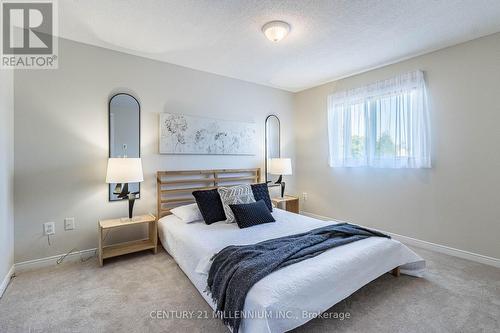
left=327, top=70, right=431, bottom=168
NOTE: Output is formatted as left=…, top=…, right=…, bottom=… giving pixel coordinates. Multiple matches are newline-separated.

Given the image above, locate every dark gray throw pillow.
left=251, top=183, right=273, bottom=212
left=229, top=200, right=276, bottom=229
left=192, top=189, right=226, bottom=225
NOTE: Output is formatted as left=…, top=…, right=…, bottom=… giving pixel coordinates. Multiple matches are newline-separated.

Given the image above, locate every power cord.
left=56, top=231, right=110, bottom=265
left=56, top=248, right=95, bottom=264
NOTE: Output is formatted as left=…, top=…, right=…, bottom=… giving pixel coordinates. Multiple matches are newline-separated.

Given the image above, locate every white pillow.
left=170, top=203, right=203, bottom=223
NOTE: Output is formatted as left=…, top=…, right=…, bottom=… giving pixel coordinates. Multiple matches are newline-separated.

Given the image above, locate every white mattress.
left=158, top=209, right=425, bottom=333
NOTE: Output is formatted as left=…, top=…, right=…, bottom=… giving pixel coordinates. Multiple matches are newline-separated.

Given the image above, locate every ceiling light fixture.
left=262, top=20, right=290, bottom=43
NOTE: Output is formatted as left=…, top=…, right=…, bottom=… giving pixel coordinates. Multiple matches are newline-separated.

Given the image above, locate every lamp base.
left=274, top=175, right=285, bottom=197
left=128, top=193, right=137, bottom=219
left=120, top=216, right=143, bottom=223
left=114, top=183, right=139, bottom=219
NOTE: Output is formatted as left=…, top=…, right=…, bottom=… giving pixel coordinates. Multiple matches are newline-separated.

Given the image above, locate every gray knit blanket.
left=206, top=223, right=389, bottom=332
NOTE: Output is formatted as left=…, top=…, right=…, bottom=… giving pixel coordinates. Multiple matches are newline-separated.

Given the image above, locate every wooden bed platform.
left=156, top=167, right=400, bottom=277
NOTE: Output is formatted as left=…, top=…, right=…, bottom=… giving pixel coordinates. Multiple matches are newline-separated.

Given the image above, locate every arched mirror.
left=109, top=93, right=141, bottom=201
left=265, top=115, right=281, bottom=183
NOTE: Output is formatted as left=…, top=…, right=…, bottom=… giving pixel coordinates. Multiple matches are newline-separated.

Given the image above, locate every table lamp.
left=268, top=158, right=292, bottom=198
left=106, top=158, right=144, bottom=219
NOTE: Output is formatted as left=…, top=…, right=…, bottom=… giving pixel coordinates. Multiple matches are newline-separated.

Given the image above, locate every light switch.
left=64, top=217, right=75, bottom=230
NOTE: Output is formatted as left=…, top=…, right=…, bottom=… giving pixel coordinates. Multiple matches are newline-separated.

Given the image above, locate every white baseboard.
left=11, top=212, right=500, bottom=273
left=14, top=248, right=97, bottom=273
left=300, top=211, right=500, bottom=268
left=0, top=265, right=15, bottom=298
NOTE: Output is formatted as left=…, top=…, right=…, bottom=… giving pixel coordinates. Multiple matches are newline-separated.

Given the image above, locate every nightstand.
left=272, top=195, right=299, bottom=214
left=98, top=214, right=157, bottom=266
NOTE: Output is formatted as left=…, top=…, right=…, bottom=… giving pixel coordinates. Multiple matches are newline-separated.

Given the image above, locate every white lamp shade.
left=106, top=158, right=144, bottom=184
left=268, top=158, right=292, bottom=175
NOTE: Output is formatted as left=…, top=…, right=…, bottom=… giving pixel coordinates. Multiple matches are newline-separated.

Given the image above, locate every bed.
left=156, top=169, right=425, bottom=333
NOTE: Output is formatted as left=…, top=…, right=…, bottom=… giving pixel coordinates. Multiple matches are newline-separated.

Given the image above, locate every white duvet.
left=158, top=209, right=425, bottom=333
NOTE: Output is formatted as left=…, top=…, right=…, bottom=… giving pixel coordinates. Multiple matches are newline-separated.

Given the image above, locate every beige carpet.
left=1, top=246, right=499, bottom=333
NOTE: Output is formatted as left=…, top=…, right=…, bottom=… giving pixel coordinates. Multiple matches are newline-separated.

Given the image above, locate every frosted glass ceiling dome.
left=262, top=21, right=291, bottom=43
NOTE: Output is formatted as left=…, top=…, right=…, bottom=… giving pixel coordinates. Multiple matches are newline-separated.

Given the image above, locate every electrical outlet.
left=64, top=217, right=75, bottom=231
left=43, top=222, right=55, bottom=235
left=302, top=192, right=308, bottom=201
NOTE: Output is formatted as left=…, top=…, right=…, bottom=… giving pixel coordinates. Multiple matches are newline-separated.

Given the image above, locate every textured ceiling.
left=59, top=0, right=500, bottom=92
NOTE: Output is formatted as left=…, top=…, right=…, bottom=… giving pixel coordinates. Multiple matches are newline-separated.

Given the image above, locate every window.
left=327, top=70, right=431, bottom=168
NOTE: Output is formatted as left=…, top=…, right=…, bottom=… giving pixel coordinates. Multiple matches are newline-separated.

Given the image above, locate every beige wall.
left=12, top=33, right=500, bottom=263
left=0, top=69, right=14, bottom=286
left=294, top=33, right=500, bottom=259
left=14, top=38, right=294, bottom=263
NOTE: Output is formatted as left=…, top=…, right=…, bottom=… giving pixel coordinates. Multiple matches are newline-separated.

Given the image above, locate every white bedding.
left=158, top=209, right=425, bottom=333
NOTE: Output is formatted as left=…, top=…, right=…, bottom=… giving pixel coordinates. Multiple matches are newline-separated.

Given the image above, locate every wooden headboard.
left=157, top=168, right=261, bottom=219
